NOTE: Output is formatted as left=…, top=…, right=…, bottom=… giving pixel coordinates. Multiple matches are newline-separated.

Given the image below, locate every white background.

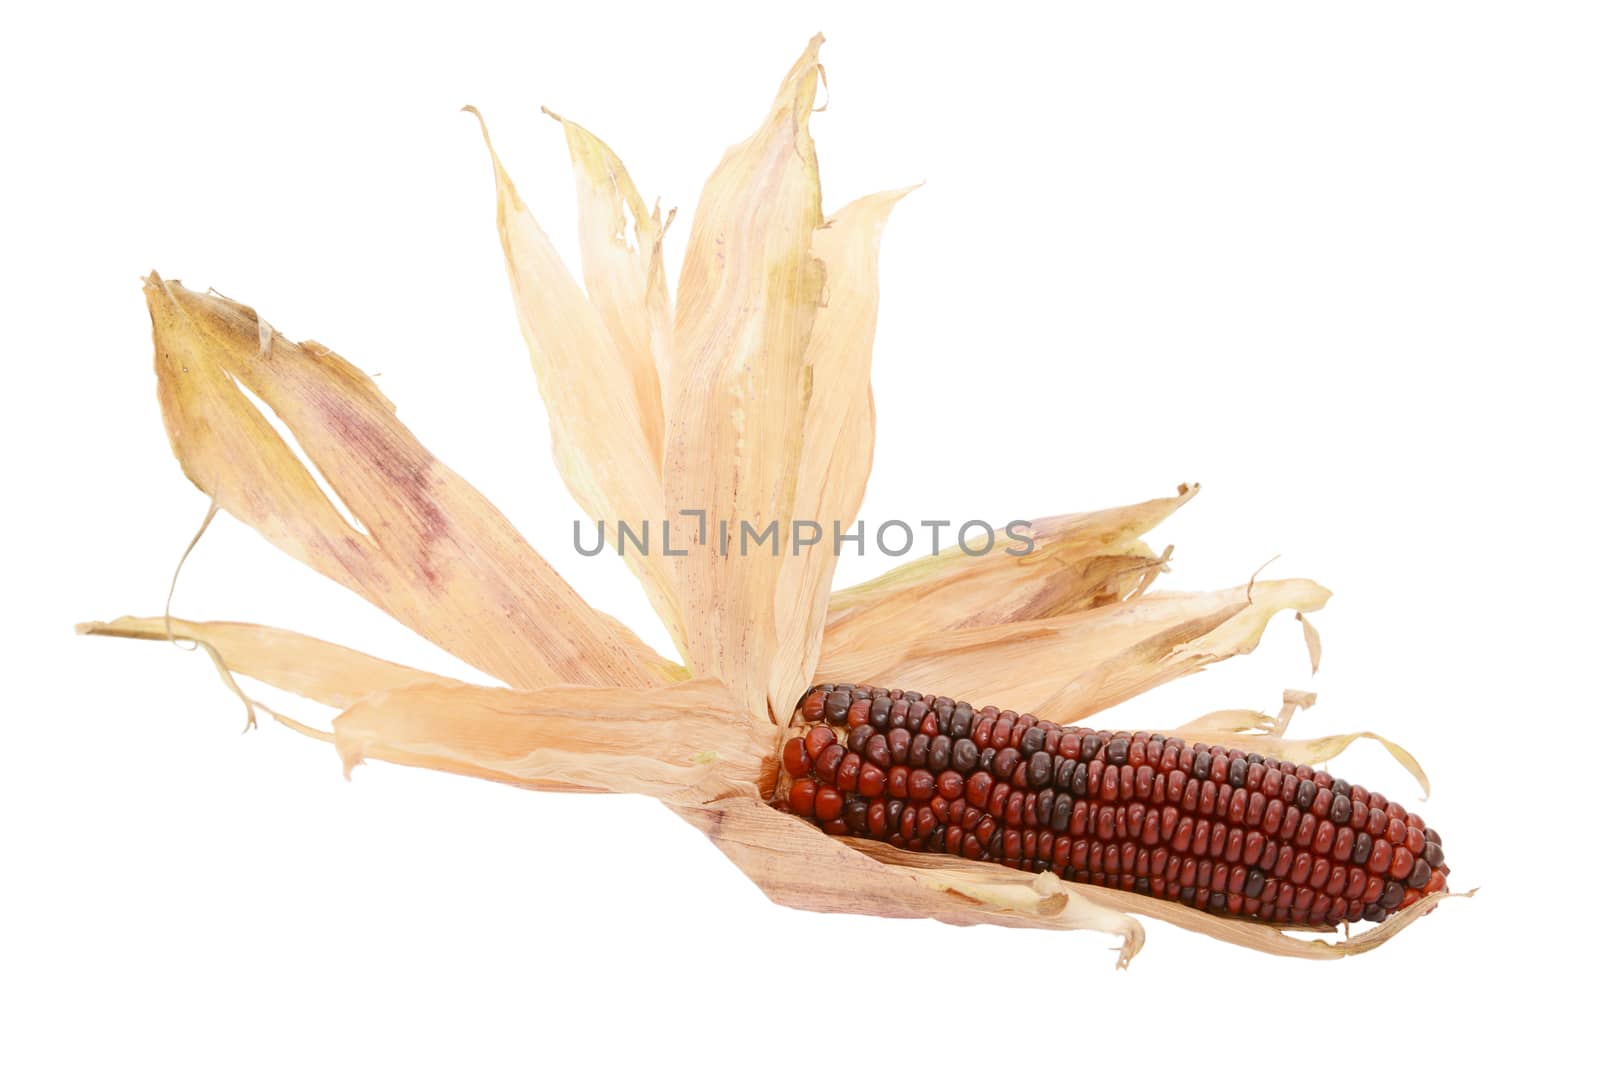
left=4, top=2, right=1595, bottom=1062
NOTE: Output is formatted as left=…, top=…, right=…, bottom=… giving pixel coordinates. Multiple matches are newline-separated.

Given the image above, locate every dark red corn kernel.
left=899, top=805, right=918, bottom=840
left=1390, top=846, right=1415, bottom=880
left=814, top=787, right=844, bottom=822
left=966, top=770, right=994, bottom=807
left=1054, top=758, right=1076, bottom=791
left=1369, top=838, right=1393, bottom=875
left=988, top=782, right=1012, bottom=819
left=1050, top=798, right=1073, bottom=835
left=844, top=799, right=871, bottom=835
left=1281, top=805, right=1302, bottom=843
left=905, top=701, right=927, bottom=732
left=836, top=753, right=861, bottom=792
left=888, top=728, right=912, bottom=765
left=1245, top=762, right=1265, bottom=791
left=788, top=779, right=817, bottom=817
left=801, top=690, right=827, bottom=722
left=804, top=725, right=835, bottom=761
left=779, top=684, right=1450, bottom=927
left=847, top=701, right=871, bottom=729
left=1027, top=751, right=1053, bottom=788
left=1352, top=831, right=1374, bottom=865
left=1311, top=788, right=1333, bottom=819
left=950, top=705, right=973, bottom=738
left=782, top=737, right=811, bottom=777
left=814, top=744, right=845, bottom=785
left=868, top=800, right=890, bottom=837
left=1228, top=758, right=1248, bottom=789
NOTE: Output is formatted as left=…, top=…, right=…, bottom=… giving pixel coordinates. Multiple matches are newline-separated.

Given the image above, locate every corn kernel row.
left=774, top=684, right=1449, bottom=926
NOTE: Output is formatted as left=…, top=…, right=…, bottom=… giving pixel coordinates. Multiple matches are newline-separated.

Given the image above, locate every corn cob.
left=775, top=683, right=1450, bottom=926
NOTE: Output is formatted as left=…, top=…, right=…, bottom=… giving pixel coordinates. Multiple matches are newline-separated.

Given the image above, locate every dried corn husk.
left=84, top=36, right=1460, bottom=965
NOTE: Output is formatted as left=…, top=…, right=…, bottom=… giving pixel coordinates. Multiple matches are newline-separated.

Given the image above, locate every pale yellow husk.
left=1171, top=698, right=1431, bottom=797
left=78, top=615, right=455, bottom=706
left=769, top=187, right=915, bottom=722
left=822, top=484, right=1197, bottom=657
left=817, top=578, right=1331, bottom=724
left=662, top=34, right=827, bottom=724
left=467, top=109, right=686, bottom=658
left=85, top=37, right=1460, bottom=965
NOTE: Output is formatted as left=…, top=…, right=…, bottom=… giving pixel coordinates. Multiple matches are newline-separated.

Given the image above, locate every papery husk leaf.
left=816, top=578, right=1329, bottom=723
left=769, top=188, right=912, bottom=721
left=467, top=112, right=686, bottom=657
left=822, top=485, right=1197, bottom=660
left=143, top=276, right=677, bottom=690
left=663, top=35, right=826, bottom=721
left=77, top=615, right=456, bottom=707
left=546, top=107, right=674, bottom=453
left=1298, top=611, right=1323, bottom=673
left=335, top=679, right=777, bottom=805
left=79, top=615, right=601, bottom=792
left=676, top=797, right=1145, bottom=966
left=680, top=798, right=1460, bottom=964
left=847, top=840, right=1464, bottom=961
left=1170, top=706, right=1431, bottom=797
